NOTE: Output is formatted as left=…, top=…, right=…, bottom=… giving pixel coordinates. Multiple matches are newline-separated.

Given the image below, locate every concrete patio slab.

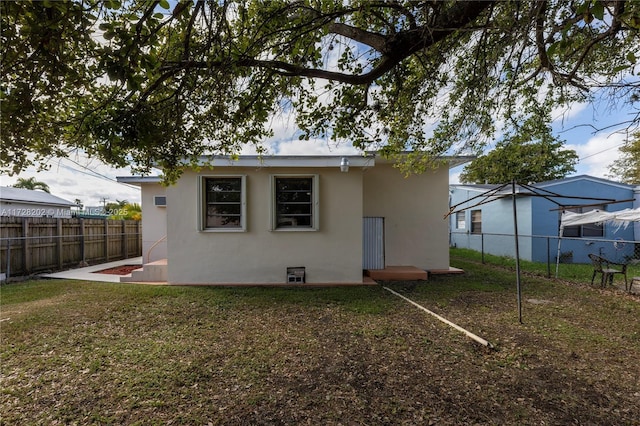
left=40, top=257, right=143, bottom=283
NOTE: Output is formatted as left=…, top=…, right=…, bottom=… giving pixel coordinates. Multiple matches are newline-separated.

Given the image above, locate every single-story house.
left=0, top=186, right=76, bottom=218
left=449, top=175, right=639, bottom=264
left=118, top=153, right=471, bottom=285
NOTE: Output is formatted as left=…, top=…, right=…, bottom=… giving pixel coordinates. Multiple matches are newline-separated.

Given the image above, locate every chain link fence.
left=450, top=231, right=639, bottom=280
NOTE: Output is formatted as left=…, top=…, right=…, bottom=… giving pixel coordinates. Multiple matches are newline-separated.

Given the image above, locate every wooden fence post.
left=22, top=217, right=30, bottom=275
left=56, top=218, right=63, bottom=270
left=80, top=218, right=88, bottom=267
left=104, top=219, right=109, bottom=262
left=122, top=220, right=128, bottom=259
left=6, top=238, right=11, bottom=281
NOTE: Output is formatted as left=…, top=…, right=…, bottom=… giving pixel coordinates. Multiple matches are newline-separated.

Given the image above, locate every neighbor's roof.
left=0, top=187, right=76, bottom=207
left=451, top=175, right=635, bottom=193
left=535, top=175, right=635, bottom=190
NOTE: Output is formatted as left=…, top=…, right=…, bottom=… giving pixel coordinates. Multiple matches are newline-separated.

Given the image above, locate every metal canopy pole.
left=512, top=180, right=523, bottom=324
left=447, top=181, right=627, bottom=324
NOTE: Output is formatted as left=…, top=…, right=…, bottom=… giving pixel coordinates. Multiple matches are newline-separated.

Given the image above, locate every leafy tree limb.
left=1, top=0, right=639, bottom=182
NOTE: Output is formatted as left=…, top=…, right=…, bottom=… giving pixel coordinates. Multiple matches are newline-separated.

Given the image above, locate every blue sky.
left=449, top=99, right=630, bottom=184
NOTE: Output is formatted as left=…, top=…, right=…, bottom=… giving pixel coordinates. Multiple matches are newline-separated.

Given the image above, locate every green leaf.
left=104, top=0, right=122, bottom=10
left=575, top=2, right=590, bottom=15
left=591, top=1, right=604, bottom=20
left=627, top=52, right=637, bottom=63
left=158, top=0, right=170, bottom=10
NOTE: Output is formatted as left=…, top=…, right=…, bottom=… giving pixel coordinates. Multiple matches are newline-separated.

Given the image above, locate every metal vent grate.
left=287, top=267, right=305, bottom=283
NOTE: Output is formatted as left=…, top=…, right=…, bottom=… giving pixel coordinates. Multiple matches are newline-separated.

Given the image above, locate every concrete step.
left=121, top=259, right=167, bottom=283
left=428, top=267, right=465, bottom=276
left=365, top=266, right=428, bottom=281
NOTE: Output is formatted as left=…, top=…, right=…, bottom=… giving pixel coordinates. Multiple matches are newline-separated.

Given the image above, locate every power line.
left=52, top=157, right=142, bottom=190
left=579, top=141, right=625, bottom=162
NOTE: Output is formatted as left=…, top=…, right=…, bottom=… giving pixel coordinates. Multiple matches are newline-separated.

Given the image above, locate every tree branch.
left=327, top=22, right=387, bottom=51
left=160, top=1, right=493, bottom=86
left=534, top=0, right=552, bottom=71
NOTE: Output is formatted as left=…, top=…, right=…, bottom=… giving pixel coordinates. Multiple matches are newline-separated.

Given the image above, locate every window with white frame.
left=456, top=211, right=466, bottom=229
left=272, top=175, right=318, bottom=230
left=470, top=210, right=482, bottom=234
left=202, top=176, right=246, bottom=231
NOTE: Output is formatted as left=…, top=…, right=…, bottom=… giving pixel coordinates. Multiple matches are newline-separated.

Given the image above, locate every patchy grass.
left=2, top=256, right=639, bottom=425
left=451, top=246, right=640, bottom=284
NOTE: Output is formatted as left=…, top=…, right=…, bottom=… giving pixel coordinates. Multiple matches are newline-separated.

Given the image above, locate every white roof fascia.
left=116, top=176, right=163, bottom=185
left=197, top=155, right=375, bottom=168
left=443, top=156, right=476, bottom=169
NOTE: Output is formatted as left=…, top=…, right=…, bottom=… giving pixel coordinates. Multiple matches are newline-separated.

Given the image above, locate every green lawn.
left=1, top=252, right=639, bottom=425
left=451, top=246, right=640, bottom=286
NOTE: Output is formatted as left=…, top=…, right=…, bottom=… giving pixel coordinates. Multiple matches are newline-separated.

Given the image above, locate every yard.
left=1, top=250, right=639, bottom=425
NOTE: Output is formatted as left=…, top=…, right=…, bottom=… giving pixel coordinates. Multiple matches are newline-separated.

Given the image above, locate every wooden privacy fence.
left=1, top=217, right=142, bottom=279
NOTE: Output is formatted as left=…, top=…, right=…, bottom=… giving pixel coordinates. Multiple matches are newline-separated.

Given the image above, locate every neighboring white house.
left=118, top=154, right=470, bottom=285
left=0, top=187, right=76, bottom=218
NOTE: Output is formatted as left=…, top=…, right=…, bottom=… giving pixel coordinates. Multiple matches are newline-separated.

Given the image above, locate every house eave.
left=118, top=154, right=474, bottom=183
left=445, top=156, right=476, bottom=169
left=366, top=152, right=475, bottom=169
left=0, top=199, right=74, bottom=208
left=196, top=154, right=376, bottom=168
left=116, top=176, right=163, bottom=185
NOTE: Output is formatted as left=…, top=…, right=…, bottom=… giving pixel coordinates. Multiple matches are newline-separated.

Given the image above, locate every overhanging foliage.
left=1, top=0, right=639, bottom=182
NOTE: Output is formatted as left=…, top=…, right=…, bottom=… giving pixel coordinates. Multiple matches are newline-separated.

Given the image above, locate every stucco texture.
left=166, top=168, right=363, bottom=284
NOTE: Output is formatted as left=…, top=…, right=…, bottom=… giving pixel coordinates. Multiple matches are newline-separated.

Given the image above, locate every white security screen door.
left=363, top=217, right=384, bottom=269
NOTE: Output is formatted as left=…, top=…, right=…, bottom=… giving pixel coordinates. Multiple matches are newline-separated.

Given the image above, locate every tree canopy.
left=2, top=0, right=639, bottom=182
left=607, top=131, right=640, bottom=184
left=12, top=177, right=51, bottom=193
left=105, top=199, right=142, bottom=220
left=459, top=119, right=579, bottom=184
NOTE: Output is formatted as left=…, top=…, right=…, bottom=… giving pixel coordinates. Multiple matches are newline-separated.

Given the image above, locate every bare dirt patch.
left=93, top=265, right=141, bottom=275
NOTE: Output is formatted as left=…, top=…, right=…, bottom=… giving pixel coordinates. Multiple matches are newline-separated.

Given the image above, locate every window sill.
left=200, top=228, right=247, bottom=233
left=271, top=227, right=319, bottom=232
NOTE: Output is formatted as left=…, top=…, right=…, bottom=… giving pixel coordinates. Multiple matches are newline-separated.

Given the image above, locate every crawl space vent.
left=287, top=267, right=305, bottom=283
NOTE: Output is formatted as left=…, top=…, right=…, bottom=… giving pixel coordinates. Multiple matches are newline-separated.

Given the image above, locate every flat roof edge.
left=116, top=176, right=162, bottom=184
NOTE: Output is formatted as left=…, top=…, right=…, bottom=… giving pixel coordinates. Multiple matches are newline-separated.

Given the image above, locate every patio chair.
left=588, top=254, right=628, bottom=289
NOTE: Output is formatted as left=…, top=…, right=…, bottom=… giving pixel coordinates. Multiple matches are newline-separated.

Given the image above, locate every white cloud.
left=551, top=101, right=590, bottom=126
left=449, top=169, right=462, bottom=184
left=1, top=156, right=142, bottom=208
left=275, top=137, right=360, bottom=155
left=566, top=132, right=625, bottom=179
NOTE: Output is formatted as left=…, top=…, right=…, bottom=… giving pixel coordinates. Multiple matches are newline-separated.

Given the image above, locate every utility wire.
left=579, top=141, right=626, bottom=162
left=53, top=157, right=143, bottom=190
